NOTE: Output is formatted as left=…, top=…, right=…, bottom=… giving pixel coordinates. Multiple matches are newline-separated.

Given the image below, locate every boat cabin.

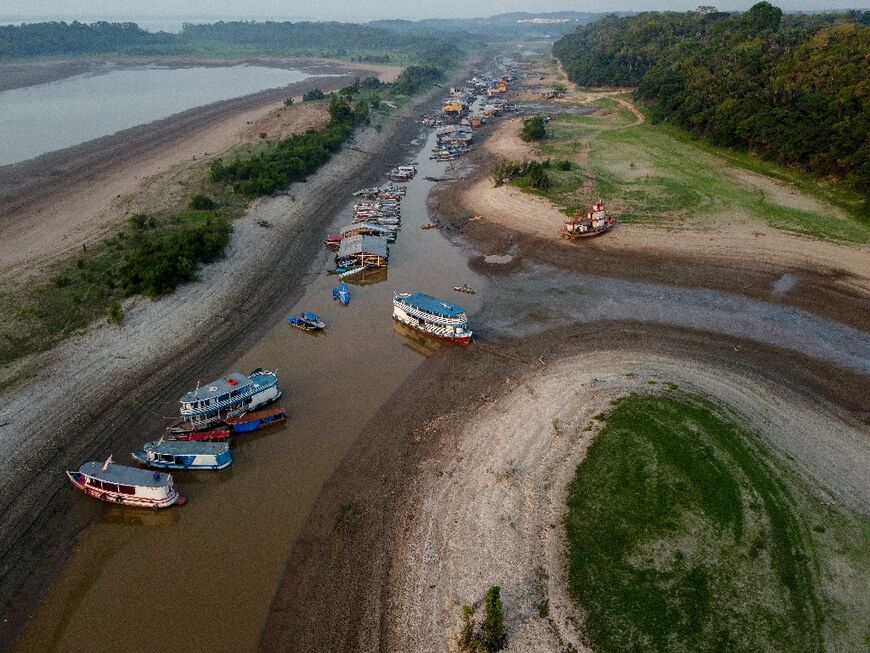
left=337, top=235, right=389, bottom=269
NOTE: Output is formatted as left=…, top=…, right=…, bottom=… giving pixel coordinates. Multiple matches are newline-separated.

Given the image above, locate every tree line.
left=553, top=3, right=870, bottom=205
left=0, top=19, right=467, bottom=64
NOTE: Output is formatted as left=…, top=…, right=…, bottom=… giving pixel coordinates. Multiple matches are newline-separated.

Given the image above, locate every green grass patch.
left=511, top=102, right=870, bottom=242
left=565, top=392, right=870, bottom=653
left=0, top=209, right=232, bottom=367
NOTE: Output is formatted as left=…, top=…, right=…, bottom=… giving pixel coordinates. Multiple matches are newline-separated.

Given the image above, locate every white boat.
left=393, top=292, right=473, bottom=344
left=67, top=458, right=185, bottom=509
left=132, top=440, right=232, bottom=470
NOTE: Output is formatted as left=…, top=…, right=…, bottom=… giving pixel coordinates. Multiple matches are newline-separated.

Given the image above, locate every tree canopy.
left=553, top=4, right=870, bottom=201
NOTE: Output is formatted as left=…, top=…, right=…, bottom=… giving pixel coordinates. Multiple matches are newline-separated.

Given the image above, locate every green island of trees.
left=553, top=3, right=870, bottom=210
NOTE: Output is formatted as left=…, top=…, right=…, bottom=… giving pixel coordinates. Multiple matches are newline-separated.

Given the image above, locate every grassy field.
left=565, top=391, right=870, bottom=653
left=514, top=97, right=870, bottom=243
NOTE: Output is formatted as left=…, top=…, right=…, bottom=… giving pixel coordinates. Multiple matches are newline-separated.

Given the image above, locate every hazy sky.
left=1, top=0, right=867, bottom=21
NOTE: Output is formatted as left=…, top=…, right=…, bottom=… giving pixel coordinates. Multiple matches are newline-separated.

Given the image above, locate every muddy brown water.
left=13, top=131, right=483, bottom=652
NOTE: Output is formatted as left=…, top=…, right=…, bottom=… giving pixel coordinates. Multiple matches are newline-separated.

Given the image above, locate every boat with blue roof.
left=288, top=312, right=325, bottom=331
left=132, top=440, right=232, bottom=470
left=333, top=283, right=350, bottom=305
left=392, top=292, right=473, bottom=344
left=169, top=368, right=281, bottom=434
left=67, top=457, right=185, bottom=509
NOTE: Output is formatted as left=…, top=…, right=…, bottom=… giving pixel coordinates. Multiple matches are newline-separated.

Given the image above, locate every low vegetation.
left=458, top=586, right=508, bottom=652
left=553, top=3, right=870, bottom=210
left=565, top=391, right=870, bottom=652
left=512, top=96, right=870, bottom=242
left=209, top=98, right=363, bottom=197
left=0, top=210, right=232, bottom=366
left=520, top=116, right=547, bottom=142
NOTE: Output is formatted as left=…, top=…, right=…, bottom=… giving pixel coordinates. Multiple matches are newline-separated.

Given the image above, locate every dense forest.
left=0, top=21, right=172, bottom=58
left=0, top=19, right=466, bottom=64
left=553, top=3, right=870, bottom=202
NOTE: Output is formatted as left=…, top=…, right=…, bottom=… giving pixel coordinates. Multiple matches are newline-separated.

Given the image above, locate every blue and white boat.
left=333, top=283, right=350, bottom=305
left=170, top=369, right=281, bottom=434
left=132, top=440, right=232, bottom=470
left=288, top=312, right=326, bottom=331
left=392, top=292, right=473, bottom=344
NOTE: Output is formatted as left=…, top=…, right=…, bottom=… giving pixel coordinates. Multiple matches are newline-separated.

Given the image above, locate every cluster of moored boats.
left=68, top=73, right=518, bottom=512
left=68, top=369, right=286, bottom=509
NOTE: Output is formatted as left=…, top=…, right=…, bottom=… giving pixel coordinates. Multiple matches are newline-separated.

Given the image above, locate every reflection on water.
left=15, top=130, right=483, bottom=653
left=0, top=65, right=318, bottom=165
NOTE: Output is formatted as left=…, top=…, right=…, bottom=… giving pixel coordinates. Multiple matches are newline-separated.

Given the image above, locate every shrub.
left=188, top=194, right=217, bottom=211
left=527, top=162, right=551, bottom=189
left=521, top=116, right=547, bottom=142
left=303, top=88, right=326, bottom=102
left=108, top=300, right=124, bottom=324
left=480, top=586, right=508, bottom=652
left=554, top=159, right=573, bottom=171
left=283, top=97, right=294, bottom=106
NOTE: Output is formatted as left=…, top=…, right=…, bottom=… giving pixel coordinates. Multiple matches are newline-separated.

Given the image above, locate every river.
left=0, top=65, right=321, bottom=166
left=13, top=130, right=483, bottom=652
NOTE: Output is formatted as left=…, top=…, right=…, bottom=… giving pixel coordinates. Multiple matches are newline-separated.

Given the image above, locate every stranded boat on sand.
left=132, top=440, right=232, bottom=470
left=561, top=201, right=615, bottom=239
left=67, top=458, right=185, bottom=509
left=393, top=292, right=473, bottom=344
left=288, top=312, right=326, bottom=332
left=169, top=369, right=281, bottom=435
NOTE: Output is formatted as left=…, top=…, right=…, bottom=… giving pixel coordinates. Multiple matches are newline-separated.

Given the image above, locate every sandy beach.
left=0, top=58, right=399, bottom=276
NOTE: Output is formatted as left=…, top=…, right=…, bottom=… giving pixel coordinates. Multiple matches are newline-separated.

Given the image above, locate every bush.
left=521, top=116, right=547, bottom=142
left=188, top=194, right=217, bottom=211
left=108, top=300, right=124, bottom=324
left=303, top=88, right=326, bottom=102
left=458, top=587, right=508, bottom=653
left=118, top=215, right=231, bottom=296
left=554, top=159, right=573, bottom=171
left=210, top=99, right=359, bottom=197
left=283, top=97, right=294, bottom=106
left=527, top=162, right=551, bottom=189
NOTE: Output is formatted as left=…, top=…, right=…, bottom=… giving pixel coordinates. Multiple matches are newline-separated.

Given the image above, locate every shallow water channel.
left=15, top=131, right=482, bottom=651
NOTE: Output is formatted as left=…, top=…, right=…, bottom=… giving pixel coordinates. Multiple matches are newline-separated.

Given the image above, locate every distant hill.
left=369, top=12, right=621, bottom=40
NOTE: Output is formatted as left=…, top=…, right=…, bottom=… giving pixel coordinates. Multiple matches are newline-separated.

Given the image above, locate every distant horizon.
left=0, top=1, right=870, bottom=32
left=1, top=1, right=869, bottom=29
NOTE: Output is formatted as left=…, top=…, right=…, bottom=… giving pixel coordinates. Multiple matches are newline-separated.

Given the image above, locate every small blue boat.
left=132, top=440, right=231, bottom=471
left=288, top=312, right=326, bottom=331
left=333, top=283, right=350, bottom=305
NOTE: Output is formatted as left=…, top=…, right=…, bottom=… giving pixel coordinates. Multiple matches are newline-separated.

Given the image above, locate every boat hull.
left=393, top=315, right=473, bottom=344
left=227, top=407, right=288, bottom=433
left=66, top=471, right=184, bottom=509
left=131, top=452, right=232, bottom=471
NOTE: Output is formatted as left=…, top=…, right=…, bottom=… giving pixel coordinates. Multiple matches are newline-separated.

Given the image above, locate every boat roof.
left=180, top=372, right=250, bottom=402
left=79, top=461, right=171, bottom=487
left=338, top=234, right=389, bottom=258
left=143, top=441, right=228, bottom=455
left=397, top=293, right=466, bottom=318
left=300, top=312, right=321, bottom=321
left=341, top=223, right=392, bottom=236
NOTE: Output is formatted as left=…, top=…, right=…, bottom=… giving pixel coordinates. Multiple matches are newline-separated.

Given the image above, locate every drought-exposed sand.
left=381, top=351, right=869, bottom=651
left=0, top=78, right=442, bottom=650
left=464, top=118, right=870, bottom=295
left=0, top=61, right=395, bottom=277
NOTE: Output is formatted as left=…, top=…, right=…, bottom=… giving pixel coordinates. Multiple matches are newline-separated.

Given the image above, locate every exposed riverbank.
left=0, top=71, right=445, bottom=651
left=0, top=58, right=398, bottom=274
